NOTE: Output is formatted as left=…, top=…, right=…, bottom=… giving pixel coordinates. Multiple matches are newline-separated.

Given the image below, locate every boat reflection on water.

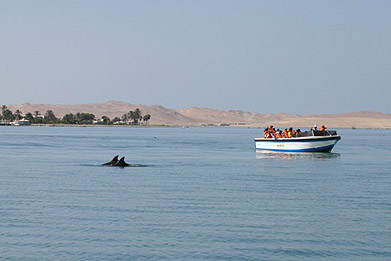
left=255, top=152, right=341, bottom=160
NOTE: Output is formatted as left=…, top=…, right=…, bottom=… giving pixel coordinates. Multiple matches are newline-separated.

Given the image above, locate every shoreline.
left=0, top=123, right=389, bottom=129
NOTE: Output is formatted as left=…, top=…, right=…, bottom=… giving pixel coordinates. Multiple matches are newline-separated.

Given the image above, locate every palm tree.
left=143, top=114, right=151, bottom=125
left=24, top=112, right=34, bottom=123
left=33, top=110, right=42, bottom=123
left=14, top=110, right=22, bottom=120
left=101, top=116, right=110, bottom=125
left=127, top=111, right=134, bottom=124
left=135, top=108, right=142, bottom=122
left=129, top=108, right=142, bottom=125
left=44, top=110, right=58, bottom=123
left=2, top=108, right=14, bottom=121
left=1, top=105, right=7, bottom=120
left=121, top=113, right=129, bottom=123
left=33, top=110, right=40, bottom=118
left=112, top=117, right=121, bottom=124
left=62, top=113, right=76, bottom=124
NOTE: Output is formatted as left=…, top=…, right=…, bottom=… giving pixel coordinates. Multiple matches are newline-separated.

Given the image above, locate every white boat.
left=11, top=119, right=31, bottom=126
left=255, top=130, right=341, bottom=153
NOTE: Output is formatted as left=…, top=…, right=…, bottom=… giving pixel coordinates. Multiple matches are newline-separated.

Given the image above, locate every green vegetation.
left=0, top=106, right=151, bottom=126
left=62, top=113, right=96, bottom=124
left=1, top=105, right=15, bottom=121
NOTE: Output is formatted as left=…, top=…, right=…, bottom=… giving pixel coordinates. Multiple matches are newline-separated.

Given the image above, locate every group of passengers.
left=264, top=124, right=327, bottom=139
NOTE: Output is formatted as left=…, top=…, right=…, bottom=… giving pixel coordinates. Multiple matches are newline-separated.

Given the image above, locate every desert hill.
left=6, top=101, right=391, bottom=128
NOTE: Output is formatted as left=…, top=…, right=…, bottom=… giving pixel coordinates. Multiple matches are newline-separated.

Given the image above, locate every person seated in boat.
left=275, top=130, right=283, bottom=139
left=288, top=127, right=293, bottom=138
left=295, top=129, right=302, bottom=137
left=265, top=127, right=271, bottom=138
left=268, top=125, right=276, bottom=136
left=282, top=128, right=289, bottom=138
left=319, top=125, right=331, bottom=136
left=291, top=129, right=296, bottom=137
left=268, top=126, right=276, bottom=138
left=264, top=128, right=272, bottom=138
left=311, top=124, right=317, bottom=131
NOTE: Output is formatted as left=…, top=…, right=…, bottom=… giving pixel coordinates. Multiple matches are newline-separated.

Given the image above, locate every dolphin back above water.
left=102, top=155, right=119, bottom=166
left=102, top=155, right=132, bottom=167
left=113, top=157, right=130, bottom=167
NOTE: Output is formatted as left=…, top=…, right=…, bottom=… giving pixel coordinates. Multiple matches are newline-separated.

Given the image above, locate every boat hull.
left=254, top=135, right=341, bottom=153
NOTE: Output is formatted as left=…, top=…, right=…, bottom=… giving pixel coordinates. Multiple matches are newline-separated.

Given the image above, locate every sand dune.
left=6, top=100, right=391, bottom=128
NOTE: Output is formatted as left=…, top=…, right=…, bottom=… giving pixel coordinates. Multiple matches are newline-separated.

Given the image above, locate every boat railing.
left=326, top=130, right=337, bottom=135
left=259, top=129, right=339, bottom=139
left=299, top=130, right=337, bottom=137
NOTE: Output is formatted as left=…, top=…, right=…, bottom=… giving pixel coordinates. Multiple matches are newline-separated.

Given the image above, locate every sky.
left=0, top=0, right=390, bottom=115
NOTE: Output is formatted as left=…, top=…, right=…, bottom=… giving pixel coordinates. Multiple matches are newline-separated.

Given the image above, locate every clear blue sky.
left=0, top=0, right=390, bottom=114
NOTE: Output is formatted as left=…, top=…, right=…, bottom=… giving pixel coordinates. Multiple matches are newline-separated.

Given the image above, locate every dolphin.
left=113, top=157, right=130, bottom=167
left=102, top=155, right=119, bottom=166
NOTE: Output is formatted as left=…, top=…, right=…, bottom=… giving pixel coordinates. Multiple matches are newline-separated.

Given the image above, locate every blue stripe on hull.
left=255, top=144, right=335, bottom=153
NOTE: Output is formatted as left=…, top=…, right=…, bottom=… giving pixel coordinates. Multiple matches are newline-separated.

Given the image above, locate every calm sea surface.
left=0, top=126, right=390, bottom=260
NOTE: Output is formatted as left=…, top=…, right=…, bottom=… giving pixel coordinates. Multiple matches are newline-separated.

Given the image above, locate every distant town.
left=0, top=105, right=151, bottom=126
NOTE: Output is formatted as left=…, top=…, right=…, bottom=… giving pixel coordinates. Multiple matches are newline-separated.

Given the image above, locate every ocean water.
left=0, top=126, right=390, bottom=260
